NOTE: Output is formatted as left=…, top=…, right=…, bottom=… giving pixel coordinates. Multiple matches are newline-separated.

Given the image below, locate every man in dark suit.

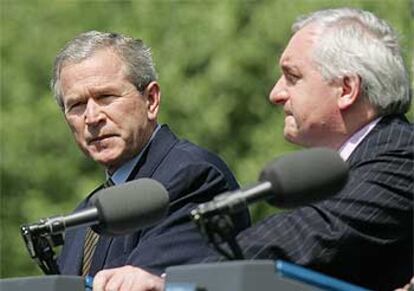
left=50, top=31, right=249, bottom=286
left=91, top=8, right=412, bottom=291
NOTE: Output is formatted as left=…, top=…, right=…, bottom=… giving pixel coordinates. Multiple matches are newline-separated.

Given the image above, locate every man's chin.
left=284, top=131, right=305, bottom=147
left=89, top=151, right=122, bottom=170
left=284, top=128, right=297, bottom=143
left=285, top=135, right=297, bottom=145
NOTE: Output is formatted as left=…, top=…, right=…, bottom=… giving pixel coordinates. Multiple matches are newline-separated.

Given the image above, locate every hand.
left=93, top=265, right=165, bottom=291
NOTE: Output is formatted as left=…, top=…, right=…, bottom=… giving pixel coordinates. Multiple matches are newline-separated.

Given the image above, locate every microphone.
left=24, top=178, right=169, bottom=236
left=192, top=148, right=348, bottom=218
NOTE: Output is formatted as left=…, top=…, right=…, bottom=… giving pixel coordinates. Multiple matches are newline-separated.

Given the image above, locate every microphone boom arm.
left=20, top=223, right=62, bottom=275
left=192, top=182, right=272, bottom=218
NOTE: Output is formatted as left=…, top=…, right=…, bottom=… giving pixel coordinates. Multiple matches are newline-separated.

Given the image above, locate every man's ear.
left=337, top=75, right=361, bottom=110
left=145, top=81, right=161, bottom=120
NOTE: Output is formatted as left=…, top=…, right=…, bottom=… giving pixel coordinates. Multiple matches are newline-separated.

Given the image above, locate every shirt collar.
left=108, top=124, right=161, bottom=185
left=338, top=117, right=382, bottom=161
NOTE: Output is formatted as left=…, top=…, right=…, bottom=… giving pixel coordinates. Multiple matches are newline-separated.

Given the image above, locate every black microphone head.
left=259, top=148, right=348, bottom=208
left=92, top=178, right=169, bottom=235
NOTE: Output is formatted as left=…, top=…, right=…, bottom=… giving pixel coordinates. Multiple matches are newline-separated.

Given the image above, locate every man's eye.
left=100, top=94, right=114, bottom=99
left=286, top=73, right=300, bottom=84
left=67, top=102, right=85, bottom=113
left=98, top=95, right=117, bottom=103
left=70, top=102, right=82, bottom=109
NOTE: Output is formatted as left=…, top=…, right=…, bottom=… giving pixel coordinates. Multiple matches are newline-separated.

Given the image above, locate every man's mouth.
left=87, top=134, right=117, bottom=145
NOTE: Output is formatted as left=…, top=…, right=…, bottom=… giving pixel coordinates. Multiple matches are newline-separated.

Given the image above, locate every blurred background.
left=1, top=0, right=413, bottom=278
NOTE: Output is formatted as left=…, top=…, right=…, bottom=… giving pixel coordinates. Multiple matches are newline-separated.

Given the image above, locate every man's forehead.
left=61, top=49, right=126, bottom=76
left=279, top=25, right=320, bottom=67
left=85, top=83, right=123, bottom=95
left=279, top=48, right=301, bottom=70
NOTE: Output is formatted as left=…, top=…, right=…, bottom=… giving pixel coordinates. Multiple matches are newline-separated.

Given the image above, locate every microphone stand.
left=20, top=223, right=62, bottom=275
left=191, top=211, right=244, bottom=260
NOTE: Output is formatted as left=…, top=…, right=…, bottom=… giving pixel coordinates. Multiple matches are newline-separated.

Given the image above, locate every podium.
left=0, top=276, right=86, bottom=291
left=166, top=261, right=316, bottom=290
left=1, top=260, right=370, bottom=291
left=165, top=260, right=371, bottom=291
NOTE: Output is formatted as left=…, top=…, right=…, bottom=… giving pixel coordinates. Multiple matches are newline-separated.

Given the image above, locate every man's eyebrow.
left=64, top=93, right=82, bottom=102
left=90, top=85, right=119, bottom=96
left=280, top=63, right=299, bottom=74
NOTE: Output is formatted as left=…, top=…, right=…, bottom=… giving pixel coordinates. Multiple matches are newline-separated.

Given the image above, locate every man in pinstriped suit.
left=235, top=8, right=413, bottom=291
left=93, top=8, right=413, bottom=291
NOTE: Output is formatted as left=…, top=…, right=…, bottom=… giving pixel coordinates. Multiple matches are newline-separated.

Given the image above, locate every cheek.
left=113, top=106, right=148, bottom=144
left=114, top=99, right=147, bottom=121
left=65, top=117, right=88, bottom=147
left=290, top=85, right=333, bottom=124
left=289, top=97, right=309, bottom=125
left=66, top=118, right=83, bottom=136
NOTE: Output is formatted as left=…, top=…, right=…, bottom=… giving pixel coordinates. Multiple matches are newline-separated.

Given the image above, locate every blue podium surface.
left=276, top=260, right=371, bottom=291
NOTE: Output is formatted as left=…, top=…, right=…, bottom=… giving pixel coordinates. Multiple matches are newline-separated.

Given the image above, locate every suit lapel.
left=127, top=125, right=178, bottom=180
left=347, top=115, right=406, bottom=166
left=60, top=226, right=87, bottom=274
left=59, top=197, right=92, bottom=275
left=71, top=183, right=106, bottom=275
left=86, top=183, right=113, bottom=274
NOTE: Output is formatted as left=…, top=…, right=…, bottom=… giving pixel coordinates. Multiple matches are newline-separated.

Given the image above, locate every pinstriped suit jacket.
left=237, top=115, right=413, bottom=290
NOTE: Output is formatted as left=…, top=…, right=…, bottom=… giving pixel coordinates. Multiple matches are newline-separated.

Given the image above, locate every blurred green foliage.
left=1, top=0, right=412, bottom=278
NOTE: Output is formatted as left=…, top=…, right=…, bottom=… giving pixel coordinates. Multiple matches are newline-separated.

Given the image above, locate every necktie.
left=81, top=178, right=114, bottom=276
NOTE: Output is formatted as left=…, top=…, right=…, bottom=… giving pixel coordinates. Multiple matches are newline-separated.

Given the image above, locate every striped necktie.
left=81, top=178, right=114, bottom=276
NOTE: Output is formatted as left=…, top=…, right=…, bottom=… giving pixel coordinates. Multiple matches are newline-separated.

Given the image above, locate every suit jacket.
left=237, top=115, right=413, bottom=290
left=58, top=125, right=250, bottom=276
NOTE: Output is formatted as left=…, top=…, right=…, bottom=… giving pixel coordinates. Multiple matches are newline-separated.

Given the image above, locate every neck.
left=337, top=102, right=378, bottom=149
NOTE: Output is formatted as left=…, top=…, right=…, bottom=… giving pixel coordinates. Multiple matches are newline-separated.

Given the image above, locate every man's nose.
left=85, top=99, right=104, bottom=125
left=269, top=78, right=288, bottom=105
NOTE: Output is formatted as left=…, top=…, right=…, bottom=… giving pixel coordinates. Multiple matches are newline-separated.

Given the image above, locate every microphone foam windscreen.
left=92, top=178, right=169, bottom=235
left=259, top=148, right=348, bottom=208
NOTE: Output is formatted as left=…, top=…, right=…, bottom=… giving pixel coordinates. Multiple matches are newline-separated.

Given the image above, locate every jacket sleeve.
left=121, top=161, right=250, bottom=275
left=237, top=146, right=413, bottom=290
